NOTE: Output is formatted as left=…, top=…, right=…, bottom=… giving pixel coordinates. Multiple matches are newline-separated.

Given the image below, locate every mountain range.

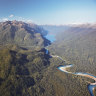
left=0, top=21, right=96, bottom=96
left=0, top=21, right=50, bottom=48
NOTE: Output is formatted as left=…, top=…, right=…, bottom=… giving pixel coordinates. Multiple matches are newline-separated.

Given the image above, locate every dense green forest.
left=0, top=21, right=96, bottom=96
left=0, top=45, right=91, bottom=96
left=47, top=24, right=96, bottom=96
left=48, top=25, right=96, bottom=75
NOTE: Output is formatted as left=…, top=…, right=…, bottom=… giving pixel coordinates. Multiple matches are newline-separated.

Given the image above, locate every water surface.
left=45, top=34, right=56, bottom=42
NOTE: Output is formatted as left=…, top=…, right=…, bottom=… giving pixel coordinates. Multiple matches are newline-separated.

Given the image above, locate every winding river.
left=58, top=64, right=96, bottom=96
left=45, top=34, right=96, bottom=96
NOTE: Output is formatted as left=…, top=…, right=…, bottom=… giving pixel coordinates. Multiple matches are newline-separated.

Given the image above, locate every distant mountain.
left=41, top=23, right=96, bottom=36
left=29, top=23, right=48, bottom=36
left=55, top=24, right=96, bottom=41
left=41, top=25, right=70, bottom=35
left=0, top=21, right=50, bottom=47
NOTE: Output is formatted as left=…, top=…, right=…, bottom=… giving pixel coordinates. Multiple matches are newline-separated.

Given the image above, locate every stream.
left=45, top=33, right=96, bottom=96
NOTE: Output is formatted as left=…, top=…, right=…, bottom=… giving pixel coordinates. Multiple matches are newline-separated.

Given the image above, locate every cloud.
left=25, top=19, right=33, bottom=23
left=9, top=14, right=14, bottom=18
left=0, top=15, right=33, bottom=23
left=16, top=16, right=33, bottom=23
left=2, top=18, right=9, bottom=21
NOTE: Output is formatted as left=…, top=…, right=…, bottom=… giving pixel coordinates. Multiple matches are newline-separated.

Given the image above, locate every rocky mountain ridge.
left=0, top=21, right=50, bottom=48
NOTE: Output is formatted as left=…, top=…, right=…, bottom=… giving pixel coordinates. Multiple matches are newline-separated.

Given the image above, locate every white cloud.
left=16, top=16, right=25, bottom=21
left=9, top=14, right=14, bottom=18
left=2, top=18, right=9, bottom=21
left=16, top=17, right=33, bottom=23
left=0, top=15, right=34, bottom=23
left=25, top=19, right=33, bottom=23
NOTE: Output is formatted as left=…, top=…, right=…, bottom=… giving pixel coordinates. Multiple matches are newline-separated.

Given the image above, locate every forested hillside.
left=48, top=24, right=96, bottom=75
left=0, top=21, right=95, bottom=96
left=0, top=45, right=91, bottom=96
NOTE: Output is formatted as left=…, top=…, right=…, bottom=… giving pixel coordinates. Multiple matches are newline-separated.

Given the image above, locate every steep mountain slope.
left=0, top=21, right=50, bottom=47
left=41, top=25, right=70, bottom=35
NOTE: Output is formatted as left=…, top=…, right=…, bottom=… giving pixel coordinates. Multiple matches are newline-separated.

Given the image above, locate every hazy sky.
left=0, top=0, right=96, bottom=25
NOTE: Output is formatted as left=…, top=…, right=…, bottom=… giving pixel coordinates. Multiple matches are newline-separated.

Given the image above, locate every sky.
left=0, top=0, right=96, bottom=25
